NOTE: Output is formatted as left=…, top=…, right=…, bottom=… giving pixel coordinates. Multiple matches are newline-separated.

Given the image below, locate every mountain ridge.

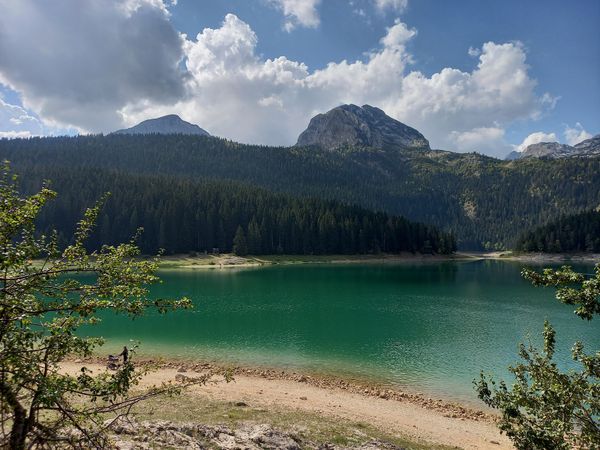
left=2, top=133, right=598, bottom=250
left=508, top=135, right=600, bottom=160
left=112, top=114, right=210, bottom=136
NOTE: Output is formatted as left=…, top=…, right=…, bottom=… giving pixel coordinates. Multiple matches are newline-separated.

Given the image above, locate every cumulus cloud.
left=564, top=123, right=592, bottom=145
left=120, top=15, right=547, bottom=155
left=0, top=4, right=552, bottom=157
left=268, top=0, right=321, bottom=31
left=449, top=127, right=510, bottom=157
left=515, top=131, right=558, bottom=152
left=120, top=17, right=418, bottom=145
left=380, top=19, right=416, bottom=49
left=0, top=0, right=186, bottom=132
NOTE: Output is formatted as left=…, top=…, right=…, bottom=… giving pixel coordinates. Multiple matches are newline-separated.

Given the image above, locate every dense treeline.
left=515, top=210, right=600, bottom=253
left=2, top=134, right=599, bottom=249
left=21, top=168, right=455, bottom=255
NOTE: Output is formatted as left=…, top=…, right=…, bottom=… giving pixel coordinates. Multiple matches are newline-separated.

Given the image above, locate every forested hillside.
left=2, top=134, right=599, bottom=249
left=515, top=210, right=600, bottom=253
left=20, top=167, right=455, bottom=255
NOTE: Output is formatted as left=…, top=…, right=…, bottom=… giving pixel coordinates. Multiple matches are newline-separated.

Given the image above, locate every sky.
left=0, top=0, right=598, bottom=158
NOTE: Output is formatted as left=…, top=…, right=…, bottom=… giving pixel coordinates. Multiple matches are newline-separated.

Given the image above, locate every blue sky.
left=0, top=0, right=598, bottom=157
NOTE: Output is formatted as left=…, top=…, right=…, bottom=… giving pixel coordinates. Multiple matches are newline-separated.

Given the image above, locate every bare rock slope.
left=512, top=135, right=600, bottom=160
left=296, top=104, right=429, bottom=151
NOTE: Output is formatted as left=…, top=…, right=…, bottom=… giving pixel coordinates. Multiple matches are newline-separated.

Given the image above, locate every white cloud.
left=374, top=0, right=408, bottom=12
left=380, top=20, right=416, bottom=49
left=266, top=0, right=408, bottom=32
left=0, top=4, right=551, bottom=157
left=0, top=130, right=34, bottom=139
left=515, top=131, right=558, bottom=152
left=268, top=0, right=408, bottom=30
left=0, top=98, right=43, bottom=137
left=449, top=127, right=510, bottom=157
left=564, top=122, right=592, bottom=146
left=117, top=15, right=550, bottom=156
left=0, top=96, right=78, bottom=137
left=467, top=46, right=481, bottom=57
left=268, top=0, right=321, bottom=31
left=0, top=0, right=186, bottom=133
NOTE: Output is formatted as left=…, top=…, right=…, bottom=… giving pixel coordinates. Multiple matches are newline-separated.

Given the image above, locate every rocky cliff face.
left=573, top=134, right=600, bottom=155
left=520, top=142, right=574, bottom=158
left=296, top=104, right=429, bottom=151
left=113, top=114, right=209, bottom=136
left=513, top=135, right=600, bottom=160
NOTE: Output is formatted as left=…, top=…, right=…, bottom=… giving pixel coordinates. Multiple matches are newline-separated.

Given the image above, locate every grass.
left=130, top=392, right=457, bottom=450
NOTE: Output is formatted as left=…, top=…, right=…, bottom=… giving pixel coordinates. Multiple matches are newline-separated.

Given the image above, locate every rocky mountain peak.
left=520, top=141, right=573, bottom=158
left=296, top=104, right=430, bottom=151
left=113, top=114, right=210, bottom=136
left=573, top=134, right=600, bottom=153
left=510, top=134, right=600, bottom=160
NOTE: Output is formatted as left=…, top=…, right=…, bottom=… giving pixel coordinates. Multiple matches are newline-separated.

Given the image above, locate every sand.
left=62, top=361, right=513, bottom=450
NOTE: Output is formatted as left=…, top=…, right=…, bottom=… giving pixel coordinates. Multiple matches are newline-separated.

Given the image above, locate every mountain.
left=520, top=142, right=575, bottom=159
left=2, top=134, right=599, bottom=250
left=515, top=209, right=600, bottom=253
left=504, top=150, right=521, bottom=161
left=112, top=114, right=209, bottom=136
left=511, top=135, right=600, bottom=160
left=573, top=134, right=600, bottom=155
left=24, top=167, right=455, bottom=255
left=296, top=104, right=430, bottom=151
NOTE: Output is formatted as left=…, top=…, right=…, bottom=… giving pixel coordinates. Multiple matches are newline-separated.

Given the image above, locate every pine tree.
left=233, top=226, right=248, bottom=256
left=247, top=218, right=262, bottom=254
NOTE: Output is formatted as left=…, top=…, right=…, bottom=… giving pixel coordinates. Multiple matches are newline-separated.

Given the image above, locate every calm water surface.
left=89, top=260, right=599, bottom=402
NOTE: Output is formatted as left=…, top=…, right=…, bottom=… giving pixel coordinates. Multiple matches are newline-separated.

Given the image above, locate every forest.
left=515, top=210, right=600, bottom=253
left=20, top=167, right=455, bottom=255
left=2, top=134, right=598, bottom=250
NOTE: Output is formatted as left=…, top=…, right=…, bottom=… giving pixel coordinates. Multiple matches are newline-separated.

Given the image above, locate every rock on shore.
left=109, top=419, right=405, bottom=449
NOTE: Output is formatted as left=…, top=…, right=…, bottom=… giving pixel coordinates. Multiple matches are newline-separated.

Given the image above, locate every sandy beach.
left=62, top=360, right=513, bottom=449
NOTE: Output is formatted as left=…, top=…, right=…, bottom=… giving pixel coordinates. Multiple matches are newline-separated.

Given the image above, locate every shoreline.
left=70, top=355, right=491, bottom=422
left=157, top=252, right=467, bottom=269
left=156, top=251, right=599, bottom=270
left=63, top=356, right=512, bottom=449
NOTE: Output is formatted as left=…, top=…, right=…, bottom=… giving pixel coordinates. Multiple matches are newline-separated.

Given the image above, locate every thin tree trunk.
left=0, top=380, right=28, bottom=450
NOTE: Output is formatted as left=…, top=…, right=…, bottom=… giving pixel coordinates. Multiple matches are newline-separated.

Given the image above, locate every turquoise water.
left=89, top=260, right=599, bottom=402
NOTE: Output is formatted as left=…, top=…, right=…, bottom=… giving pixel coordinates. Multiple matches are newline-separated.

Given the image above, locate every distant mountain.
left=3, top=134, right=599, bottom=250
left=504, top=150, right=521, bottom=161
left=573, top=134, right=600, bottom=155
left=296, top=104, right=430, bottom=151
left=520, top=142, right=574, bottom=159
left=112, top=114, right=209, bottom=136
left=509, top=134, right=600, bottom=160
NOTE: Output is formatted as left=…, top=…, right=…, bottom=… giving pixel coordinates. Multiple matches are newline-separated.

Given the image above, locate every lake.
left=90, top=260, right=599, bottom=403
